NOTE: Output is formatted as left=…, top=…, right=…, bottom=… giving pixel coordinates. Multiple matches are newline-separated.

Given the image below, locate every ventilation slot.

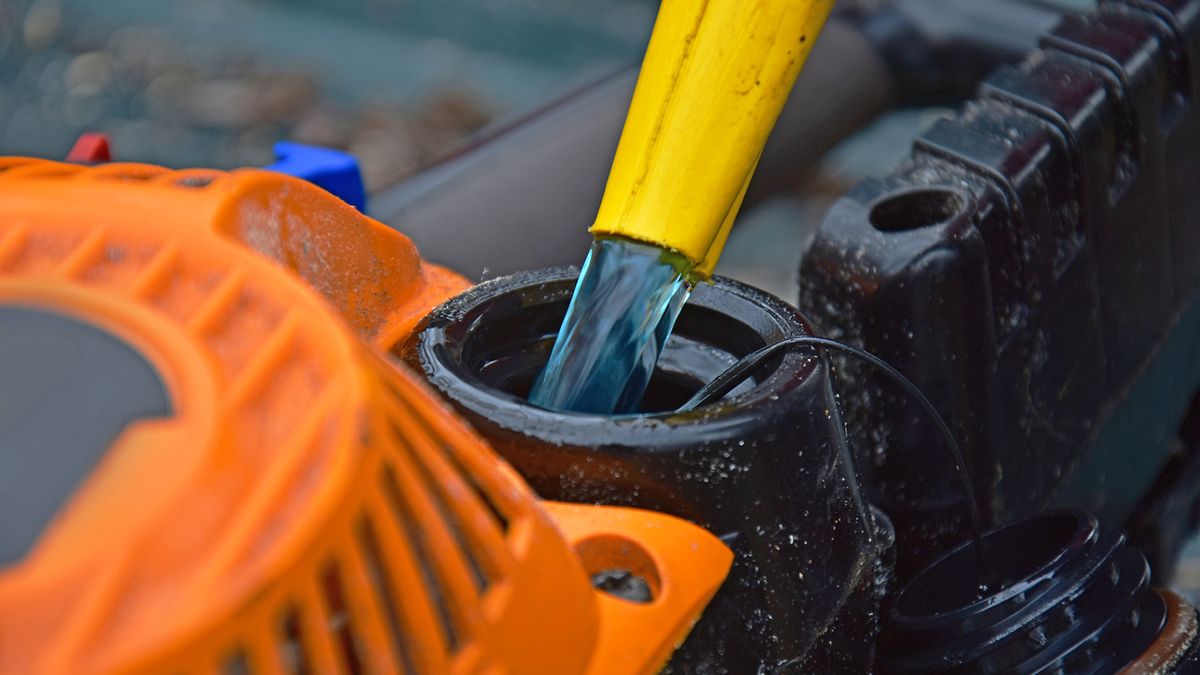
left=408, top=411, right=511, bottom=535
left=0, top=159, right=34, bottom=174
left=380, top=464, right=462, bottom=653
left=448, top=448, right=510, bottom=532
left=221, top=648, right=253, bottom=675
left=388, top=419, right=490, bottom=591
left=356, top=516, right=418, bottom=674
left=278, top=605, right=312, bottom=675
left=388, top=392, right=512, bottom=534
left=320, top=562, right=365, bottom=675
left=177, top=174, right=217, bottom=188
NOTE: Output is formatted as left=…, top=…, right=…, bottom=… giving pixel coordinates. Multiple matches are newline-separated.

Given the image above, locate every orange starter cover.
left=0, top=158, right=731, bottom=675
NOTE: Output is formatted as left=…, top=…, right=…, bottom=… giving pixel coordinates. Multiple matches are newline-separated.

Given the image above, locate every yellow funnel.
left=589, top=0, right=836, bottom=279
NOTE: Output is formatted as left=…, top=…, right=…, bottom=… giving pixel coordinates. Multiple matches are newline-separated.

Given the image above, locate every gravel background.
left=0, top=0, right=654, bottom=189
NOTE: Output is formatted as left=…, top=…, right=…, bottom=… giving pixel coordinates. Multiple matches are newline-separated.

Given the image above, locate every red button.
left=66, top=133, right=112, bottom=164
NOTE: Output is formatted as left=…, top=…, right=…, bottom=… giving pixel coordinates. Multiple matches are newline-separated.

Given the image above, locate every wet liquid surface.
left=530, top=237, right=692, bottom=414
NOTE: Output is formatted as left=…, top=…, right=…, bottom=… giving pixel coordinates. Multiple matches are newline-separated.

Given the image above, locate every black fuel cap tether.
left=881, top=510, right=1165, bottom=673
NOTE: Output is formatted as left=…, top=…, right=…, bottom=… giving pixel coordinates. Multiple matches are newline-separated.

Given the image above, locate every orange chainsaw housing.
left=0, top=158, right=732, bottom=675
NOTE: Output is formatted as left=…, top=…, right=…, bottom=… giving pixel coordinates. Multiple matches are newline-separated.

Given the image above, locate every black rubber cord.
left=677, top=335, right=989, bottom=573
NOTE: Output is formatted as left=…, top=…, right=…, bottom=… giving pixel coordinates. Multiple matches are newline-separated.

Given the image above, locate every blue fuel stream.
left=529, top=237, right=692, bottom=414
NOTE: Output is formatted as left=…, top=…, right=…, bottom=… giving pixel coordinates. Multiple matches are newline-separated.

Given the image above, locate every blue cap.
left=265, top=141, right=367, bottom=212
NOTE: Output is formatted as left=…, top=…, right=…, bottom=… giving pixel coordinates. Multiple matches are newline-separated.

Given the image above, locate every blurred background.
left=1, top=0, right=1101, bottom=295
left=0, top=0, right=659, bottom=190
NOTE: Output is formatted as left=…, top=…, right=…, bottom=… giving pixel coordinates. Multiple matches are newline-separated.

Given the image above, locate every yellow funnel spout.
left=590, top=0, right=836, bottom=279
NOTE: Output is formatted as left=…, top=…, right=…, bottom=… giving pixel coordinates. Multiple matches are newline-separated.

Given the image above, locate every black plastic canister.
left=403, top=268, right=885, bottom=672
